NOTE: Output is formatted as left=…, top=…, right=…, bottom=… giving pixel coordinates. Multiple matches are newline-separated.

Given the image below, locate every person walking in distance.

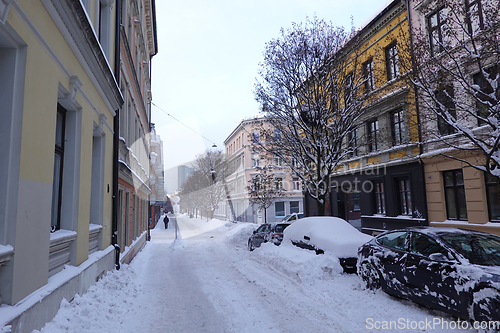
left=163, top=214, right=169, bottom=229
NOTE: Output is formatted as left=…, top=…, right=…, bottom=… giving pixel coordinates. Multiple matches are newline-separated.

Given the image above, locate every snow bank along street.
left=33, top=215, right=479, bottom=333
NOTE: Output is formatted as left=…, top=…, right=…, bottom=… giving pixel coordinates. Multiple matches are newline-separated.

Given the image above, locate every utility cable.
left=151, top=102, right=217, bottom=147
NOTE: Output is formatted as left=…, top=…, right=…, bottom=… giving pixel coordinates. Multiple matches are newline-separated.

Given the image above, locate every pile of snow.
left=223, top=222, right=256, bottom=246
left=251, top=242, right=344, bottom=283
left=283, top=216, right=373, bottom=258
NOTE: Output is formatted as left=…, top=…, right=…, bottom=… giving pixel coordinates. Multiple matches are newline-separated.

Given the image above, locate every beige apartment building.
left=219, top=117, right=303, bottom=223
left=408, top=0, right=500, bottom=235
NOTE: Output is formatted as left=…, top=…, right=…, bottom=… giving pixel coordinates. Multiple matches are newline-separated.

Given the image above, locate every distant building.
left=219, top=116, right=304, bottom=223
left=149, top=124, right=167, bottom=225
left=165, top=163, right=194, bottom=195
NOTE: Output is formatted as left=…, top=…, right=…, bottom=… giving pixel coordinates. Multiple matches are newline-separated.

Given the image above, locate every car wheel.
left=248, top=239, right=254, bottom=251
left=469, top=288, right=500, bottom=324
left=359, top=262, right=381, bottom=290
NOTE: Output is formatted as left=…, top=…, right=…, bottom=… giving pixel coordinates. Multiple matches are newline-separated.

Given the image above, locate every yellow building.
left=326, top=0, right=428, bottom=235
left=0, top=1, right=156, bottom=331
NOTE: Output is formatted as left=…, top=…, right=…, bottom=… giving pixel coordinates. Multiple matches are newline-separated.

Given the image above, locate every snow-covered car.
left=281, top=212, right=304, bottom=223
left=357, top=226, right=500, bottom=322
left=248, top=223, right=291, bottom=251
left=283, top=217, right=373, bottom=273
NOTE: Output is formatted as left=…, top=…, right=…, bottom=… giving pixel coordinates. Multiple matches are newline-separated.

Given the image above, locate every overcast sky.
left=151, top=0, right=392, bottom=171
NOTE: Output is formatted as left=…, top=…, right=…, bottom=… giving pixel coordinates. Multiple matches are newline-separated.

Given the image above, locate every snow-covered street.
left=34, top=215, right=479, bottom=333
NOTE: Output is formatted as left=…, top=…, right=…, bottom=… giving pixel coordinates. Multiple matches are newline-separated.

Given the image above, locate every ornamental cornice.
left=42, top=0, right=123, bottom=110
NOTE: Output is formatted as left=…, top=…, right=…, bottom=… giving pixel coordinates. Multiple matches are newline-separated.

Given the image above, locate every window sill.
left=0, top=244, right=14, bottom=267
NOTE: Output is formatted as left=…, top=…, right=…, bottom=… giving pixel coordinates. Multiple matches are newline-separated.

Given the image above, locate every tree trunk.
left=317, top=196, right=325, bottom=216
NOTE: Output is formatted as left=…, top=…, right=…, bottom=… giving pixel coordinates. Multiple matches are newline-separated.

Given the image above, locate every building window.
left=275, top=177, right=283, bottom=190
left=428, top=7, right=448, bottom=55
left=274, top=154, right=283, bottom=167
left=396, top=177, right=412, bottom=216
left=367, top=119, right=379, bottom=152
left=363, top=59, right=375, bottom=93
left=292, top=177, right=301, bottom=191
left=465, top=0, right=483, bottom=35
left=344, top=72, right=353, bottom=105
left=374, top=180, right=386, bottom=215
left=252, top=130, right=259, bottom=143
left=443, top=169, right=468, bottom=220
left=290, top=201, right=299, bottom=214
left=51, top=105, right=66, bottom=232
left=347, top=127, right=358, bottom=157
left=251, top=153, right=260, bottom=167
left=391, top=110, right=405, bottom=146
left=274, top=129, right=281, bottom=142
left=275, top=202, right=285, bottom=217
left=385, top=43, right=399, bottom=81
left=435, top=85, right=456, bottom=135
left=485, top=173, right=500, bottom=222
left=473, top=66, right=499, bottom=126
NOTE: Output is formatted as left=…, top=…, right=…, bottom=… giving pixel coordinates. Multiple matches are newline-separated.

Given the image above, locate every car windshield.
left=440, top=233, right=500, bottom=266
left=274, top=224, right=289, bottom=233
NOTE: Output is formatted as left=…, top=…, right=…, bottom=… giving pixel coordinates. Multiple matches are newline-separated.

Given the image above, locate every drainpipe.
left=406, top=0, right=429, bottom=225
left=112, top=0, right=122, bottom=270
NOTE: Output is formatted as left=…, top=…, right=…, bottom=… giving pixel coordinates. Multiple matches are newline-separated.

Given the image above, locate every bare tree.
left=406, top=0, right=500, bottom=178
left=247, top=165, right=286, bottom=223
left=179, top=149, right=227, bottom=219
left=254, top=16, right=366, bottom=215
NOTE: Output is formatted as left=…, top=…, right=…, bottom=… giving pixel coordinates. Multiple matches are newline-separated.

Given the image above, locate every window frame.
left=347, top=127, right=358, bottom=157
left=427, top=7, right=448, bottom=56
left=373, top=179, right=386, bottom=215
left=275, top=201, right=285, bottom=217
left=435, top=85, right=457, bottom=135
left=465, top=0, right=484, bottom=35
left=252, top=130, right=259, bottom=143
left=290, top=201, right=300, bottom=214
left=395, top=176, right=412, bottom=216
left=274, top=177, right=284, bottom=190
left=363, top=58, right=375, bottom=93
left=51, top=104, right=67, bottom=232
left=344, top=72, right=354, bottom=106
left=472, top=66, right=499, bottom=126
left=485, top=173, right=500, bottom=222
left=292, top=177, right=301, bottom=191
left=391, top=109, right=405, bottom=146
left=443, top=169, right=468, bottom=220
left=385, top=42, right=399, bottom=81
left=367, top=119, right=379, bottom=152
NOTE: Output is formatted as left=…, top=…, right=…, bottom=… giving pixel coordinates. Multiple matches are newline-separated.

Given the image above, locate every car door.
left=405, top=232, right=461, bottom=313
left=252, top=224, right=270, bottom=247
left=373, top=231, right=410, bottom=297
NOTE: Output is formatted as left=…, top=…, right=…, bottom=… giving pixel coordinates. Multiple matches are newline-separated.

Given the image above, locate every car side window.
left=377, top=231, right=408, bottom=251
left=256, top=225, right=267, bottom=233
left=410, top=232, right=449, bottom=258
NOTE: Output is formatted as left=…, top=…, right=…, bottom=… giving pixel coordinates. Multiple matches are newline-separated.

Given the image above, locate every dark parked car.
left=248, top=223, right=291, bottom=251
left=283, top=217, right=372, bottom=273
left=357, top=226, right=500, bottom=322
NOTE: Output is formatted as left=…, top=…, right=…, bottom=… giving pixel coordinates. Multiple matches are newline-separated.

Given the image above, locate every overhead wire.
left=151, top=102, right=218, bottom=147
